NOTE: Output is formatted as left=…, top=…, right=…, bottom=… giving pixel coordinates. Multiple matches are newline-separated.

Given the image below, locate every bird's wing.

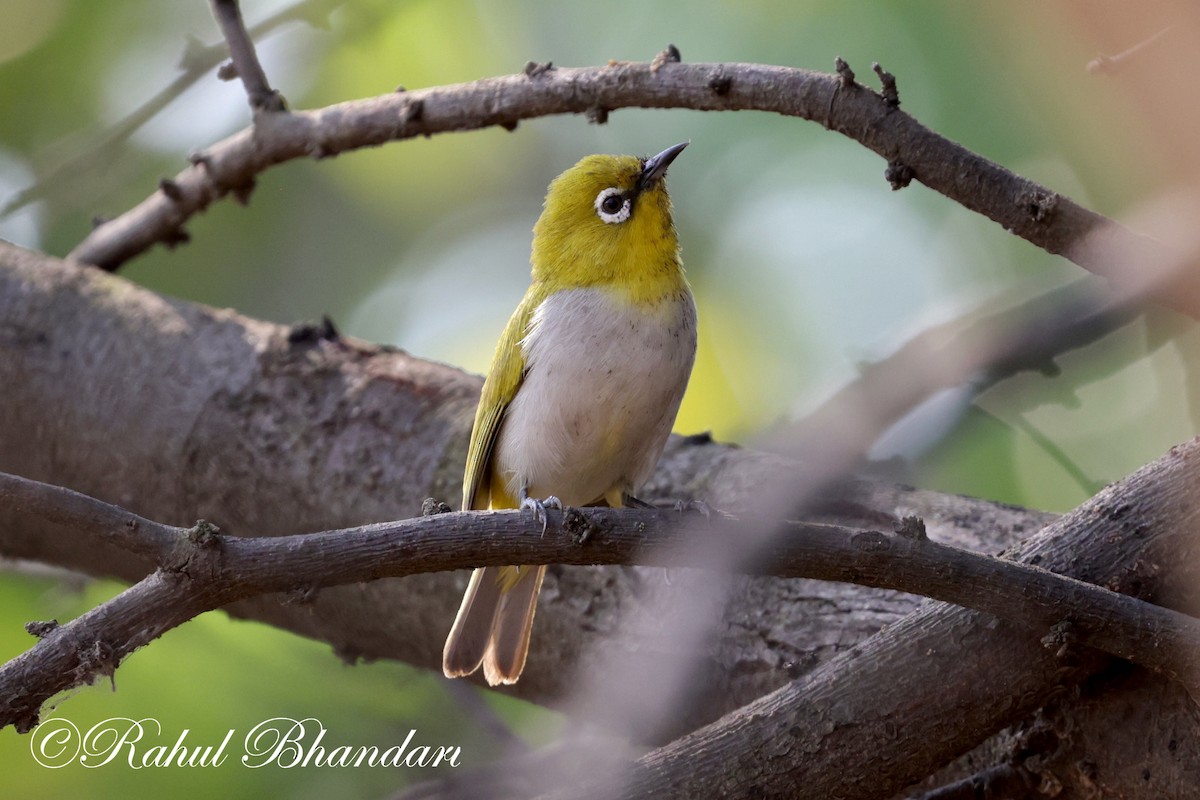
left=462, top=294, right=539, bottom=511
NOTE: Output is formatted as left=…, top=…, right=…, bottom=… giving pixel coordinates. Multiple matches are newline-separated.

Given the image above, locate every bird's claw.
left=674, top=498, right=712, bottom=519
left=520, top=494, right=562, bottom=537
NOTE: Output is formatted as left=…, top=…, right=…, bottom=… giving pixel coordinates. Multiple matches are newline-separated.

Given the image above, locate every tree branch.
left=775, top=277, right=1144, bottom=461
left=0, top=0, right=337, bottom=218
left=66, top=58, right=1176, bottom=317
left=559, top=436, right=1200, bottom=800
left=2, top=468, right=1198, bottom=738
left=209, top=0, right=287, bottom=112
left=910, top=657, right=1200, bottom=799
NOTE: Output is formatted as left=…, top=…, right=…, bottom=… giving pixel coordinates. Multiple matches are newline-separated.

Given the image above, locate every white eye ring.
left=594, top=187, right=631, bottom=224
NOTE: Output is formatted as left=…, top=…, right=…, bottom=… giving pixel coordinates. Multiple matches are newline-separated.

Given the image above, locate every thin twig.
left=1007, top=412, right=1103, bottom=496
left=209, top=0, right=287, bottom=112
left=1, top=471, right=1198, bottom=733
left=439, top=679, right=529, bottom=753
left=1, top=0, right=336, bottom=218
left=1087, top=27, right=1172, bottom=74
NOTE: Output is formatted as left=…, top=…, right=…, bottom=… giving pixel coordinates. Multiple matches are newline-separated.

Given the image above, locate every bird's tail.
left=442, top=564, right=546, bottom=685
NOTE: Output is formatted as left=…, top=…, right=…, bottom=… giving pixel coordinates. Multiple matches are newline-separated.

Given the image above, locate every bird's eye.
left=594, top=188, right=631, bottom=224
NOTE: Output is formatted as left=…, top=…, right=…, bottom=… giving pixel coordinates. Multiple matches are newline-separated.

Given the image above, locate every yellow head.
left=530, top=143, right=688, bottom=303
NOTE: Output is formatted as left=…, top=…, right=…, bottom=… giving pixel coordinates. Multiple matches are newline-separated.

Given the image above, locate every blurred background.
left=2, top=0, right=1198, bottom=796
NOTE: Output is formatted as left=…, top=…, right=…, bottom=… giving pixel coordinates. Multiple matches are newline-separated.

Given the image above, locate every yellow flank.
left=444, top=143, right=695, bottom=686
left=460, top=299, right=529, bottom=511
left=600, top=416, right=631, bottom=465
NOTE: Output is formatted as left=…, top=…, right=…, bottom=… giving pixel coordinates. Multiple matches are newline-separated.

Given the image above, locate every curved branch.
left=67, top=59, right=1177, bottom=313
left=2, top=470, right=1198, bottom=735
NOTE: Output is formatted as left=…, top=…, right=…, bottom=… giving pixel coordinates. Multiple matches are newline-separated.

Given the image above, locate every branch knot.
left=1042, top=619, right=1077, bottom=658
left=872, top=62, right=900, bottom=107
left=708, top=67, right=733, bottom=96
left=885, top=159, right=914, bottom=190
left=1018, top=185, right=1060, bottom=223
left=25, top=620, right=59, bottom=639
left=894, top=516, right=927, bottom=541
left=563, top=506, right=602, bottom=544
left=158, top=178, right=184, bottom=202
left=835, top=56, right=856, bottom=87
left=287, top=315, right=340, bottom=346
left=523, top=60, right=554, bottom=79
left=422, top=497, right=454, bottom=516
left=652, top=44, right=682, bottom=72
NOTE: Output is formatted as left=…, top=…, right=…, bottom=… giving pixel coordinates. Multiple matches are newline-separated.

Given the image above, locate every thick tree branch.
left=909, top=668, right=1196, bottom=799
left=66, top=59, right=1176, bottom=317
left=562, top=437, right=1200, bottom=800
left=2, top=468, right=1199, bottom=739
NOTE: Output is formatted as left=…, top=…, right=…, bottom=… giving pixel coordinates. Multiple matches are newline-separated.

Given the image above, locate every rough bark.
left=907, top=663, right=1200, bottom=799
left=562, top=438, right=1200, bottom=799
left=0, top=240, right=1047, bottom=721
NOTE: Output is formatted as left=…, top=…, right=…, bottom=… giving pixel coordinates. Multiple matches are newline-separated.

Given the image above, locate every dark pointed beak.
left=637, top=141, right=688, bottom=193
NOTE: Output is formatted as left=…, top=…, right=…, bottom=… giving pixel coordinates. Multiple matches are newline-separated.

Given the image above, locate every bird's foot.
left=674, top=498, right=712, bottom=519
left=520, top=492, right=562, bottom=537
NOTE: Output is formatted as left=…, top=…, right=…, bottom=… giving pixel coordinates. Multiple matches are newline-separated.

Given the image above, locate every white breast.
left=492, top=287, right=697, bottom=506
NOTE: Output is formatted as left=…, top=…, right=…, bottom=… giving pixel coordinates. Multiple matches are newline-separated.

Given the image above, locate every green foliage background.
left=0, top=0, right=1192, bottom=796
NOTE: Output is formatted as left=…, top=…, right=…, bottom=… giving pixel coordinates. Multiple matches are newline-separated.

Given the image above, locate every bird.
left=442, top=142, right=697, bottom=686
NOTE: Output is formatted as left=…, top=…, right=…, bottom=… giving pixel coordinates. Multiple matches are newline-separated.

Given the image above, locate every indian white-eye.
left=442, top=142, right=696, bottom=685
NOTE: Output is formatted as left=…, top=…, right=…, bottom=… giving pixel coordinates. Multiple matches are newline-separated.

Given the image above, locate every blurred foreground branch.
left=778, top=278, right=1145, bottom=463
